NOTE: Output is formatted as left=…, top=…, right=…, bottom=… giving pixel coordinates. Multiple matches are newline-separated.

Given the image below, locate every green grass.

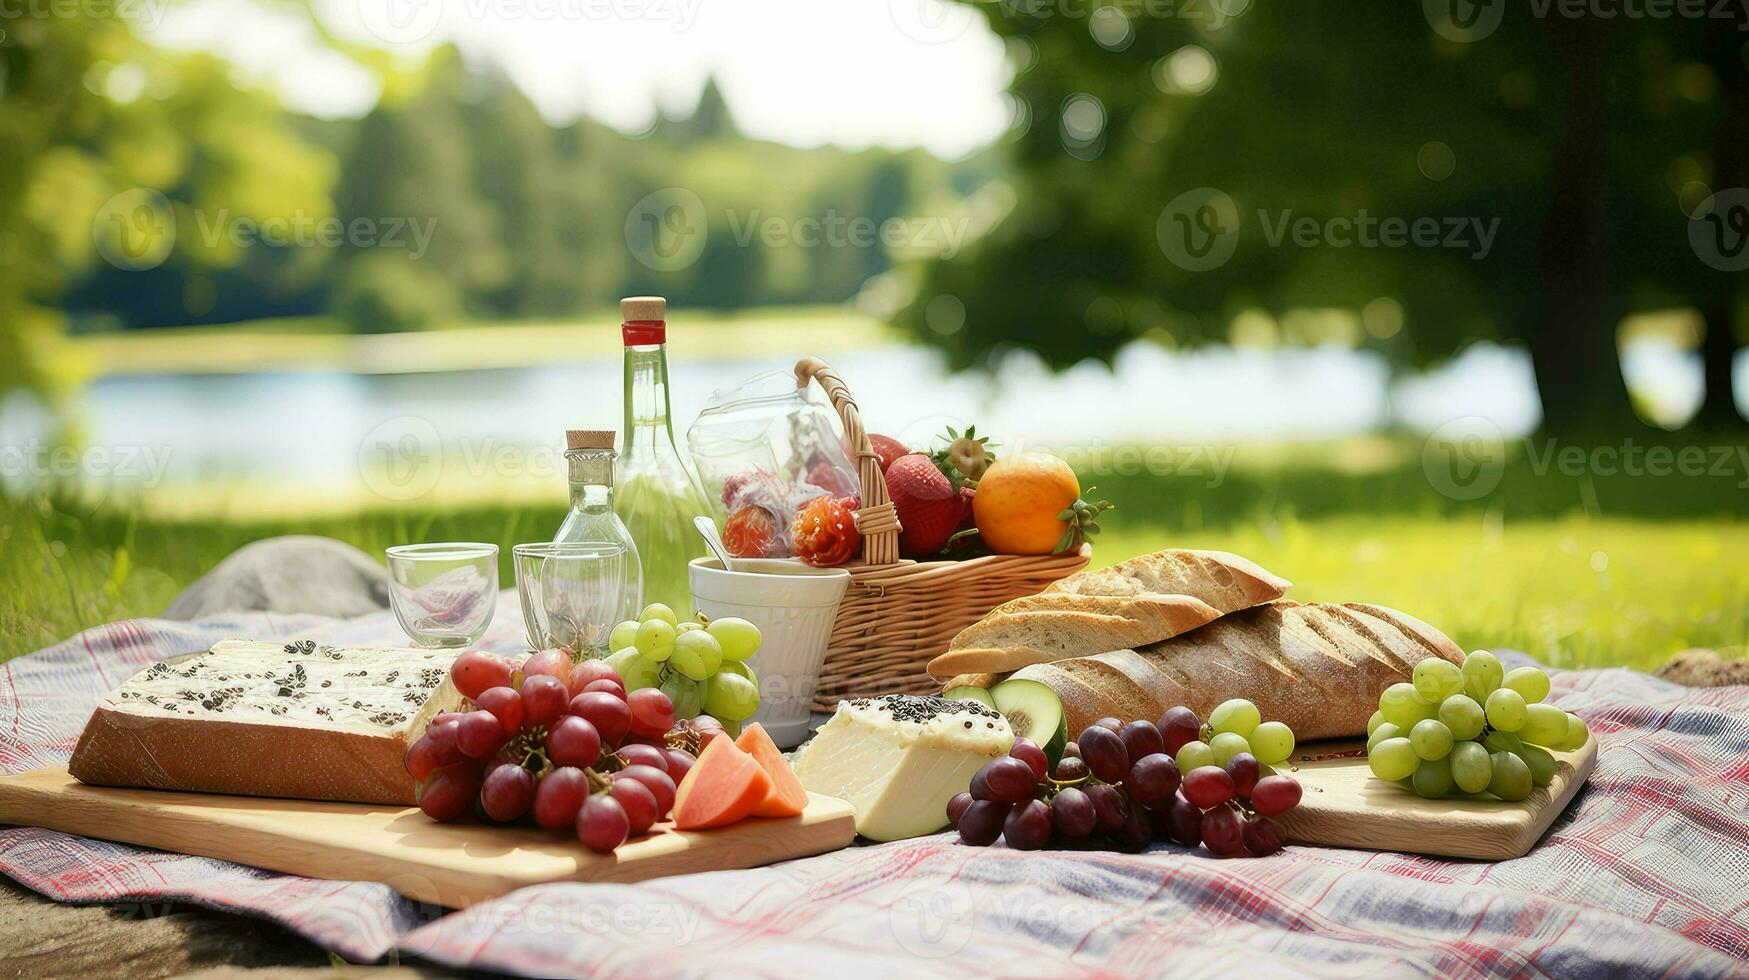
left=5, top=445, right=1745, bottom=670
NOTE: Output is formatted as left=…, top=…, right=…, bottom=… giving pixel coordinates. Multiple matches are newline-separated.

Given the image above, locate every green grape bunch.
left=1172, top=697, right=1298, bottom=773
left=601, top=603, right=765, bottom=733
left=1366, top=651, right=1589, bottom=802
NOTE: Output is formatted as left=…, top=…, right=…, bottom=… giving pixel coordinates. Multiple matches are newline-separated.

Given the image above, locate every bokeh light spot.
left=1418, top=141, right=1456, bottom=181
left=925, top=294, right=966, bottom=336
left=1154, top=47, right=1218, bottom=96
left=1089, top=8, right=1133, bottom=52
left=1362, top=297, right=1405, bottom=340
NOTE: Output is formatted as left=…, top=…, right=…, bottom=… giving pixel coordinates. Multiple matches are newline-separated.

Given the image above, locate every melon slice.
left=736, top=723, right=809, bottom=818
left=672, top=735, right=772, bottom=830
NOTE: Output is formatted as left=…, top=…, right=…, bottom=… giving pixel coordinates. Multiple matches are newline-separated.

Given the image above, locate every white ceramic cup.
left=688, top=557, right=850, bottom=748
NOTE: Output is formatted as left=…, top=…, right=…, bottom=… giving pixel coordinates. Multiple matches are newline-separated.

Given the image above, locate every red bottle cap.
left=621, top=297, right=667, bottom=345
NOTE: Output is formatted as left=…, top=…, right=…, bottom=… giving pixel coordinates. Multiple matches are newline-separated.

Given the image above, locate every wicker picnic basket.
left=796, top=357, right=1091, bottom=711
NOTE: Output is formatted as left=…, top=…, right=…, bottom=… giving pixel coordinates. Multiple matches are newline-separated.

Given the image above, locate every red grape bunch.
left=949, top=705, right=1302, bottom=858
left=405, top=648, right=715, bottom=854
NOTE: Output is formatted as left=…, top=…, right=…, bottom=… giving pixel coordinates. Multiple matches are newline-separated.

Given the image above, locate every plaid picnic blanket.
left=2, top=601, right=1746, bottom=977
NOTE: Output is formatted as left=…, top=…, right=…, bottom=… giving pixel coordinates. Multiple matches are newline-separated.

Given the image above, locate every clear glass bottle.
left=553, top=429, right=643, bottom=623
left=612, top=296, right=713, bottom=616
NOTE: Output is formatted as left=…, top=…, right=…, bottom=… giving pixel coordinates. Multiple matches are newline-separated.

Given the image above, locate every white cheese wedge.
left=792, top=694, right=1013, bottom=842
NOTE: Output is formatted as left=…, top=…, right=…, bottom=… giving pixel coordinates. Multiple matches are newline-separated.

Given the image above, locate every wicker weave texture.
left=794, top=358, right=1091, bottom=711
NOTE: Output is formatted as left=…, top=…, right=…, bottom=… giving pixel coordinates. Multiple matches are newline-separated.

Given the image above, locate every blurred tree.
left=0, top=16, right=335, bottom=399
left=331, top=46, right=509, bottom=331
left=902, top=1, right=1747, bottom=434
left=459, top=64, right=572, bottom=318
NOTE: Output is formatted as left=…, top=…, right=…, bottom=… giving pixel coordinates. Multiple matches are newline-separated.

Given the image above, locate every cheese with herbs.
left=792, top=694, right=1014, bottom=842
left=69, top=640, right=465, bottom=804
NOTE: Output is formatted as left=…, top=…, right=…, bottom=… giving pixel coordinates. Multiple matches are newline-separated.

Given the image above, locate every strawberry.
left=885, top=453, right=968, bottom=558
left=868, top=434, right=910, bottom=473
left=790, top=495, right=860, bottom=567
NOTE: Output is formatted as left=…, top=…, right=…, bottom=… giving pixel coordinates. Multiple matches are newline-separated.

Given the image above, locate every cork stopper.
left=620, top=296, right=666, bottom=322
left=565, top=429, right=616, bottom=452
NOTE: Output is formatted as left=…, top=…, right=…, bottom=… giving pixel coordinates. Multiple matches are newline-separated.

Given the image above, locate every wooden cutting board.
left=1277, top=734, right=1597, bottom=860
left=0, top=767, right=855, bottom=908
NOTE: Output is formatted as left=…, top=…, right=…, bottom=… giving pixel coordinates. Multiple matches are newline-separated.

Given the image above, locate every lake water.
left=0, top=338, right=1712, bottom=506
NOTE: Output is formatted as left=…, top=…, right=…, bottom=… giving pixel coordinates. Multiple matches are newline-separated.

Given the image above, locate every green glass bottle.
left=613, top=296, right=712, bottom=616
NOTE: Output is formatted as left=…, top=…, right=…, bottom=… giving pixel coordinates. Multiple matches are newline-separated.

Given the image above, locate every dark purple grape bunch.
left=949, top=717, right=1175, bottom=852
left=948, top=706, right=1303, bottom=857
left=1156, top=705, right=1301, bottom=858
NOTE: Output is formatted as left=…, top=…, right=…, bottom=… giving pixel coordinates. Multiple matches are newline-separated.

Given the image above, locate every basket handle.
left=796, top=357, right=900, bottom=565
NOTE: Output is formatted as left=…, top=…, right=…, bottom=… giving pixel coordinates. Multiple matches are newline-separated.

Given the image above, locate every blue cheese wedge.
left=792, top=694, right=1014, bottom=842
left=69, top=640, right=464, bottom=804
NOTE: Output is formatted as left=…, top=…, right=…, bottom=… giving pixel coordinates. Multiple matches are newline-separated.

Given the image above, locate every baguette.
left=947, top=600, right=1465, bottom=741
left=69, top=641, right=464, bottom=804
left=928, top=549, right=1290, bottom=679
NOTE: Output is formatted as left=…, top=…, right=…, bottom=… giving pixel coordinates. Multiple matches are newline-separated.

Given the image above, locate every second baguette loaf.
left=927, top=549, right=1290, bottom=679
left=949, top=600, right=1465, bottom=741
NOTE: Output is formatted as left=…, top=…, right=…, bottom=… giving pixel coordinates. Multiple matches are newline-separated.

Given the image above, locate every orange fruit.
left=972, top=453, right=1083, bottom=555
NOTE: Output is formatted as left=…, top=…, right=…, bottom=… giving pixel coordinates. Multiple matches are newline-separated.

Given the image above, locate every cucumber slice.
left=990, top=678, right=1066, bottom=764
left=943, top=685, right=997, bottom=709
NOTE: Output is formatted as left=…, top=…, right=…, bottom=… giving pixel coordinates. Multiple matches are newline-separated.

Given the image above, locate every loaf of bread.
left=944, top=600, right=1465, bottom=741
left=927, top=549, right=1290, bottom=679
left=69, top=640, right=464, bottom=804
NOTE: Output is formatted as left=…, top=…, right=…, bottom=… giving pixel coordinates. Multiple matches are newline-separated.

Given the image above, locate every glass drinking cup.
left=513, top=542, right=631, bottom=656
left=385, top=542, right=499, bottom=648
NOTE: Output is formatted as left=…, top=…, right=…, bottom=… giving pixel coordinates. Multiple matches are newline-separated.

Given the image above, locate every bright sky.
left=144, top=0, right=1013, bottom=157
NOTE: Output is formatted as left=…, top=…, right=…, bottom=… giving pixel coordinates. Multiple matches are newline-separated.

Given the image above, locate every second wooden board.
left=1275, top=734, right=1596, bottom=860
left=0, top=767, right=856, bottom=908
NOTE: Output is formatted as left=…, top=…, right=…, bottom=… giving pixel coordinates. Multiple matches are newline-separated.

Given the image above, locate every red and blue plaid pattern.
left=2, top=603, right=1746, bottom=976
